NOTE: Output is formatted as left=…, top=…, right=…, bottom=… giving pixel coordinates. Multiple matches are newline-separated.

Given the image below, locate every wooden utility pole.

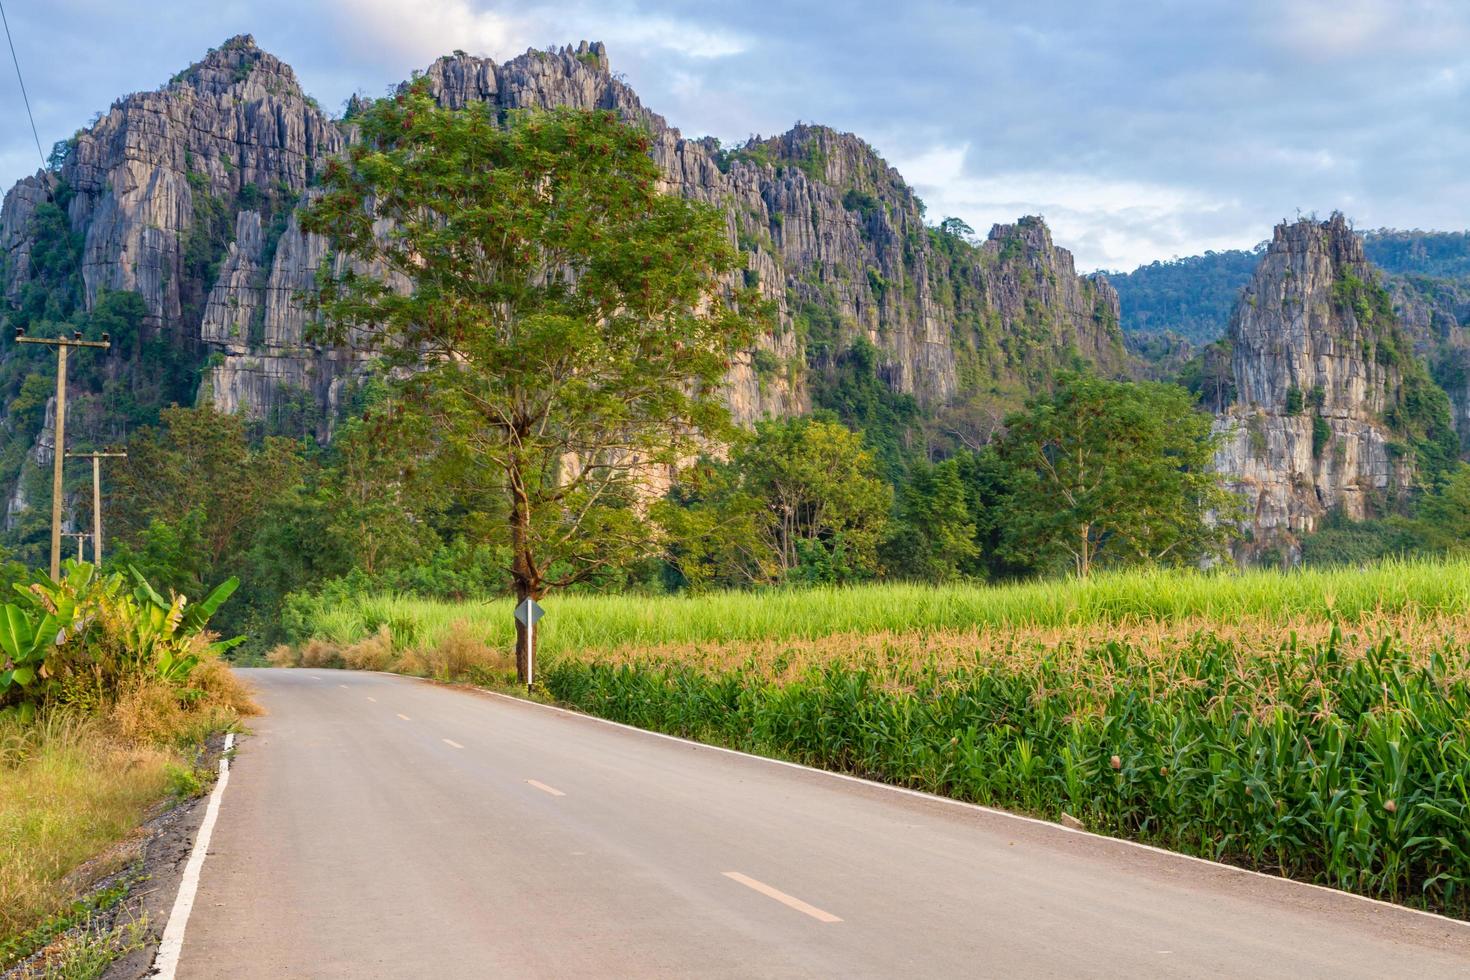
left=66, top=450, right=126, bottom=565
left=15, top=328, right=110, bottom=579
left=64, top=531, right=91, bottom=562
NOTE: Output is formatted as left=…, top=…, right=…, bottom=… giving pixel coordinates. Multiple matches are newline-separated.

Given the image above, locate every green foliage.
left=881, top=456, right=977, bottom=581
left=1284, top=386, right=1304, bottom=416
left=1312, top=414, right=1332, bottom=459
left=545, top=626, right=1470, bottom=917
left=1174, top=338, right=1235, bottom=412
left=1363, top=229, right=1470, bottom=280
left=1108, top=247, right=1262, bottom=343
left=0, top=562, right=240, bottom=717
left=180, top=186, right=235, bottom=325
left=1414, top=464, right=1470, bottom=553
left=1301, top=511, right=1432, bottom=567
left=659, top=417, right=891, bottom=588
left=997, top=372, right=1234, bottom=575
left=303, top=91, right=763, bottom=625
left=810, top=338, right=920, bottom=480
left=841, top=188, right=881, bottom=224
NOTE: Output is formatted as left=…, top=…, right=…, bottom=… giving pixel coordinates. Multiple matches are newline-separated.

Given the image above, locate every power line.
left=0, top=0, right=47, bottom=171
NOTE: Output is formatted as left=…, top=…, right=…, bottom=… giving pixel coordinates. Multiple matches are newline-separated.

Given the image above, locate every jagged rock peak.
left=419, top=41, right=637, bottom=118
left=756, top=124, right=908, bottom=195
left=165, top=34, right=306, bottom=101
left=1230, top=211, right=1398, bottom=415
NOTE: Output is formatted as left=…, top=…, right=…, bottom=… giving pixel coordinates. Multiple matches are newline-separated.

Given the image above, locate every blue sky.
left=2, top=0, right=1467, bottom=271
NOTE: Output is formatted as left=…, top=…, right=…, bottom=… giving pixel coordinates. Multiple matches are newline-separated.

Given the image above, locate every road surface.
left=173, top=669, right=1470, bottom=977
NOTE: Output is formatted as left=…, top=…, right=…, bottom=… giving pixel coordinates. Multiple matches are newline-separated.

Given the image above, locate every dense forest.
left=1110, top=229, right=1470, bottom=348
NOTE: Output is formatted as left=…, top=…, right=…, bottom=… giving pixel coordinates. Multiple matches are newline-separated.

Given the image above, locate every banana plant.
left=0, top=603, right=62, bottom=694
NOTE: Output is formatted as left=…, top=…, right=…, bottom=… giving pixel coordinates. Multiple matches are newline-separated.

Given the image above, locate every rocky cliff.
left=0, top=36, right=1122, bottom=520
left=1213, top=214, right=1456, bottom=562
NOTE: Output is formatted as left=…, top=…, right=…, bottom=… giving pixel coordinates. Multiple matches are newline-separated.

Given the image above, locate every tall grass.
left=294, top=557, right=1470, bottom=655
left=1, top=670, right=257, bottom=951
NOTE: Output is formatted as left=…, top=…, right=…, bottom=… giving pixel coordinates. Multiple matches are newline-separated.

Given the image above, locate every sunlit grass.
left=297, top=557, right=1470, bottom=657
left=0, top=713, right=168, bottom=941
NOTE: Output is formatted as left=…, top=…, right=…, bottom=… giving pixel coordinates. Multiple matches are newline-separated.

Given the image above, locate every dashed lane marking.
left=526, top=779, right=565, bottom=797
left=723, top=871, right=842, bottom=923
left=443, top=738, right=465, bottom=749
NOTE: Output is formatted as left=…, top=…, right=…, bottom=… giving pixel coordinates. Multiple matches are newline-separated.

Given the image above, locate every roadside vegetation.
left=288, top=557, right=1470, bottom=657
left=0, top=563, right=255, bottom=968
left=286, top=557, right=1470, bottom=918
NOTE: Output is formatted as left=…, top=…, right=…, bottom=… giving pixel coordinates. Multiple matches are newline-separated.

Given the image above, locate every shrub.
left=401, top=620, right=511, bottom=683
left=297, top=639, right=342, bottom=669
left=266, top=644, right=299, bottom=667
left=341, top=627, right=395, bottom=671
left=0, top=563, right=242, bottom=721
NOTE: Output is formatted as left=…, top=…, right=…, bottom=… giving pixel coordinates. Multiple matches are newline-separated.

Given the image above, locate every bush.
left=266, top=644, right=299, bottom=667
left=0, top=563, right=242, bottom=721
left=341, top=627, right=394, bottom=671
left=297, top=639, right=342, bottom=669
left=400, top=621, right=511, bottom=683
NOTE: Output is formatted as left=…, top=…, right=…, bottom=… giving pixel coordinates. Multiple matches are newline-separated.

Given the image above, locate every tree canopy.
left=996, top=372, right=1233, bottom=575
left=302, top=89, right=764, bottom=678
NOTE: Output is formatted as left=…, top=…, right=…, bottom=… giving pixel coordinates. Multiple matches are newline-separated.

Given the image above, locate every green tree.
left=883, top=456, right=978, bottom=581
left=109, top=406, right=305, bottom=586
left=1416, top=464, right=1470, bottom=552
left=666, top=417, right=891, bottom=585
left=997, top=372, right=1232, bottom=576
left=303, top=90, right=761, bottom=681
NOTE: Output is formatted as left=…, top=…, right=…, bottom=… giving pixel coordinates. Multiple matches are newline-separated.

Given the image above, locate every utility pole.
left=64, top=531, right=91, bottom=563
left=15, top=328, right=110, bottom=579
left=65, top=450, right=126, bottom=565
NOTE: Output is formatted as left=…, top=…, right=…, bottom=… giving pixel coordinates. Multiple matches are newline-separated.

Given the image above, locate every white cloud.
left=889, top=142, right=1247, bottom=271
left=322, top=0, right=527, bottom=63
left=1260, top=0, right=1470, bottom=60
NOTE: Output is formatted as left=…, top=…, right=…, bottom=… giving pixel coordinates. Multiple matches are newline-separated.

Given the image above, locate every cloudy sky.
left=2, top=0, right=1467, bottom=271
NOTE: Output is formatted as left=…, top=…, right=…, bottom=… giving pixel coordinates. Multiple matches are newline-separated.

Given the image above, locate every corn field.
left=543, top=627, right=1470, bottom=917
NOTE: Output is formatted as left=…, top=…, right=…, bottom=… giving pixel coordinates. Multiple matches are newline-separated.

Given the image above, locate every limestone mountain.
left=1213, top=214, right=1458, bottom=562
left=0, top=35, right=1123, bottom=529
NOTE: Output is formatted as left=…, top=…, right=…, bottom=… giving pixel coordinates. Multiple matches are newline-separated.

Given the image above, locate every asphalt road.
left=173, top=669, right=1470, bottom=978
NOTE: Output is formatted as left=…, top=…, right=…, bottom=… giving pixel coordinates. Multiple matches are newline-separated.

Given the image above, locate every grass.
left=0, top=714, right=169, bottom=941
left=294, top=557, right=1470, bottom=656
left=0, top=664, right=257, bottom=958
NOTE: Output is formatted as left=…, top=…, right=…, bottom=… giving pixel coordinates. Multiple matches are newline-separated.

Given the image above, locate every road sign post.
left=513, top=597, right=545, bottom=689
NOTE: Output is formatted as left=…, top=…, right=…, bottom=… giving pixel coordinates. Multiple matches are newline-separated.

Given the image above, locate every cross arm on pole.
left=15, top=328, right=111, bottom=350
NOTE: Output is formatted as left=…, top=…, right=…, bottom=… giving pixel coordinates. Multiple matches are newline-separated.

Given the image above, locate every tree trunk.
left=510, top=460, right=536, bottom=686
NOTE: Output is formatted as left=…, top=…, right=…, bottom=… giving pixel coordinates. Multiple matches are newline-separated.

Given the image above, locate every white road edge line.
left=526, top=778, right=566, bottom=797
left=471, top=686, right=1470, bottom=931
left=443, top=738, right=465, bottom=749
left=724, top=871, right=842, bottom=923
left=152, top=731, right=235, bottom=980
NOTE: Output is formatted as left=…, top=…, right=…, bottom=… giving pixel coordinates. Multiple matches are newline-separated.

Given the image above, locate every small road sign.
left=514, top=598, right=545, bottom=627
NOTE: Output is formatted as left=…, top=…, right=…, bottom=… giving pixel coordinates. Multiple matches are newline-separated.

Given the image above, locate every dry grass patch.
left=1, top=672, right=258, bottom=947
left=400, top=621, right=514, bottom=683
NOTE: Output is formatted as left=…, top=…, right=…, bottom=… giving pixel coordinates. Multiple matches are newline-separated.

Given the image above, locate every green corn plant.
left=542, top=626, right=1470, bottom=919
